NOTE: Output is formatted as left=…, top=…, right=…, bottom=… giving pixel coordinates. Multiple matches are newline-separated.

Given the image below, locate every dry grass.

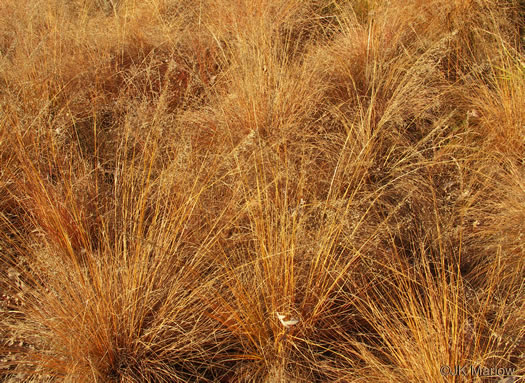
left=1, top=0, right=524, bottom=382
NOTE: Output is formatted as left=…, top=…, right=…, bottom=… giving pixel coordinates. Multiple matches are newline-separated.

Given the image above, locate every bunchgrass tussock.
left=1, top=0, right=523, bottom=382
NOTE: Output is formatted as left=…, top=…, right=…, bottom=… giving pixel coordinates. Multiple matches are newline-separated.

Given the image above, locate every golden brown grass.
left=1, top=0, right=524, bottom=382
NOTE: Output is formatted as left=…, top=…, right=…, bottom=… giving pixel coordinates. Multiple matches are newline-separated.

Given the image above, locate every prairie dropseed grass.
left=1, top=0, right=523, bottom=382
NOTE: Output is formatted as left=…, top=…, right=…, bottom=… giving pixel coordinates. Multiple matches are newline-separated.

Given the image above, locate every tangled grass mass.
left=0, top=0, right=524, bottom=382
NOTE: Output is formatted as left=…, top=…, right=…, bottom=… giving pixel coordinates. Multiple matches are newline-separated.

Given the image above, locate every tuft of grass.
left=1, top=0, right=523, bottom=382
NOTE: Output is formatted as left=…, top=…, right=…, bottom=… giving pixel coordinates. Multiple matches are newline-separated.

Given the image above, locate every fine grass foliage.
left=1, top=0, right=524, bottom=382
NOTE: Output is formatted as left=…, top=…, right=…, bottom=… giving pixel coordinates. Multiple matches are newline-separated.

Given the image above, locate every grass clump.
left=1, top=0, right=524, bottom=382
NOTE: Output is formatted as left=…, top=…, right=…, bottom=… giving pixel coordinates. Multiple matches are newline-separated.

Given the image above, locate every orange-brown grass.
left=1, top=0, right=524, bottom=382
